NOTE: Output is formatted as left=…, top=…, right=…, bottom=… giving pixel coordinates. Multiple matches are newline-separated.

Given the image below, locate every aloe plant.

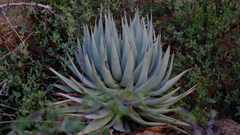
left=48, top=10, right=196, bottom=135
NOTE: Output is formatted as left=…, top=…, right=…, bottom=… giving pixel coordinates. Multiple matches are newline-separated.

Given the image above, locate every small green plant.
left=8, top=105, right=85, bottom=135
left=0, top=4, right=53, bottom=134
left=48, top=10, right=196, bottom=134
left=153, top=0, right=240, bottom=123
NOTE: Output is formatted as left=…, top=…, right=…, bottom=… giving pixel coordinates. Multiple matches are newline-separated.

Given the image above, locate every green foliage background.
left=0, top=0, right=239, bottom=134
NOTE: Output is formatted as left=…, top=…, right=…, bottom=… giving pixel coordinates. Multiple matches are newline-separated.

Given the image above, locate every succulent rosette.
left=48, top=10, right=196, bottom=135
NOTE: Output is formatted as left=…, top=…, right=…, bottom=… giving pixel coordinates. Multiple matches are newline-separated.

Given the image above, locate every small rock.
left=213, top=119, right=240, bottom=135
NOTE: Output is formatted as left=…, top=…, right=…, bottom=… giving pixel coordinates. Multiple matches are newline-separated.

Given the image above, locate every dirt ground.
left=126, top=119, right=240, bottom=135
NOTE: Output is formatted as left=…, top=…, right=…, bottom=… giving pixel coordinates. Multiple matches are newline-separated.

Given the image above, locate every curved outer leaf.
left=121, top=31, right=131, bottom=71
left=138, top=19, right=148, bottom=64
left=90, top=32, right=101, bottom=72
left=67, top=108, right=111, bottom=119
left=99, top=35, right=105, bottom=76
left=133, top=59, right=143, bottom=84
left=77, top=112, right=115, bottom=135
left=160, top=114, right=190, bottom=126
left=143, top=24, right=155, bottom=66
left=95, top=13, right=103, bottom=49
left=104, top=14, right=112, bottom=69
left=48, top=67, right=83, bottom=94
left=132, top=74, right=157, bottom=94
left=100, top=45, right=119, bottom=88
left=61, top=105, right=92, bottom=113
left=83, top=54, right=94, bottom=81
left=125, top=71, right=134, bottom=92
left=75, top=38, right=84, bottom=69
left=134, top=51, right=149, bottom=88
left=113, top=119, right=127, bottom=132
left=119, top=47, right=134, bottom=87
left=140, top=113, right=190, bottom=126
left=76, top=38, right=83, bottom=56
left=75, top=52, right=85, bottom=74
left=53, top=84, right=75, bottom=93
left=154, top=54, right=174, bottom=90
left=133, top=54, right=172, bottom=94
left=132, top=47, right=159, bottom=94
left=124, top=21, right=138, bottom=64
left=53, top=99, right=74, bottom=105
left=90, top=59, right=117, bottom=93
left=93, top=22, right=98, bottom=45
left=83, top=25, right=92, bottom=59
left=121, top=18, right=126, bottom=55
left=137, top=106, right=178, bottom=114
left=127, top=106, right=166, bottom=126
left=104, top=114, right=122, bottom=131
left=147, top=14, right=153, bottom=44
left=67, top=52, right=97, bottom=89
left=67, top=65, right=97, bottom=89
left=151, top=46, right=171, bottom=88
left=110, top=37, right=122, bottom=81
left=119, top=71, right=135, bottom=98
left=148, top=35, right=162, bottom=78
left=68, top=76, right=95, bottom=96
left=148, top=43, right=158, bottom=74
left=144, top=87, right=181, bottom=106
left=110, top=16, right=121, bottom=61
left=135, top=43, right=153, bottom=88
left=132, top=10, right=142, bottom=57
left=130, top=96, right=151, bottom=107
left=57, top=93, right=83, bottom=104
left=148, top=69, right=193, bottom=96
left=160, top=85, right=197, bottom=106
left=151, top=85, right=197, bottom=109
left=169, top=126, right=188, bottom=134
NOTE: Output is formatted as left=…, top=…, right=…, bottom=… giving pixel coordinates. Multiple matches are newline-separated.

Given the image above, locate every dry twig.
left=0, top=3, right=51, bottom=9
left=0, top=2, right=77, bottom=60
left=0, top=79, right=8, bottom=95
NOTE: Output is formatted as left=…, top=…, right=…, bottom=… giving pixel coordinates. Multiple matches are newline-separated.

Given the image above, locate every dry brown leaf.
left=142, top=130, right=165, bottom=135
left=146, top=126, right=170, bottom=132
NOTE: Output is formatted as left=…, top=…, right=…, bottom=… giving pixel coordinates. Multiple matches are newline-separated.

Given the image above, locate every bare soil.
left=125, top=119, right=240, bottom=135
